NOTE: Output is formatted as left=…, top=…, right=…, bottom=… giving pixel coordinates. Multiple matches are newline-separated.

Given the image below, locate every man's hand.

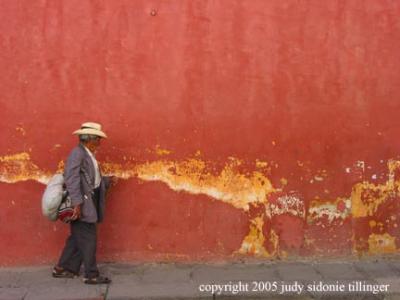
left=71, top=205, right=81, bottom=220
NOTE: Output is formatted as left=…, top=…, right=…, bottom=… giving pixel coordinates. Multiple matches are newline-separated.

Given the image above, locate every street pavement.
left=0, top=258, right=400, bottom=299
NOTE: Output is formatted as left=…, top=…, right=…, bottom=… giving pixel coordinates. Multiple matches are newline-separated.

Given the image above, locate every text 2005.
left=251, top=281, right=278, bottom=292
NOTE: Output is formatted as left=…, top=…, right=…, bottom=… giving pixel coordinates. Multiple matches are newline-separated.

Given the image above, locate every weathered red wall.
left=1, top=0, right=400, bottom=266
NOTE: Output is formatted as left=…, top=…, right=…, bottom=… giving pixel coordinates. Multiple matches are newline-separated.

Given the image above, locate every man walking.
left=53, top=122, right=115, bottom=284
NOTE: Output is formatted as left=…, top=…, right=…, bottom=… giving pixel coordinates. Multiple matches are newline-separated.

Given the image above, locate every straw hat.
left=73, top=122, right=107, bottom=138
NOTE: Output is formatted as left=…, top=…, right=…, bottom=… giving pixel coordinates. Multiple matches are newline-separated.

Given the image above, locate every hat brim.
left=73, top=128, right=107, bottom=138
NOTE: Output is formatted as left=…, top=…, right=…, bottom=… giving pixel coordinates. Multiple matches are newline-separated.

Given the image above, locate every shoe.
left=52, top=266, right=79, bottom=278
left=83, top=275, right=111, bottom=284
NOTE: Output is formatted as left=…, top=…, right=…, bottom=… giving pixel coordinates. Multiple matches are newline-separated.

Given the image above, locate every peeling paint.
left=134, top=158, right=275, bottom=210
left=351, top=181, right=396, bottom=218
left=267, top=194, right=305, bottom=218
left=0, top=152, right=50, bottom=184
left=255, top=160, right=268, bottom=169
left=50, top=144, right=62, bottom=152
left=280, top=178, right=288, bottom=186
left=314, top=169, right=328, bottom=182
left=388, top=159, right=400, bottom=183
left=308, top=198, right=351, bottom=223
left=154, top=145, right=172, bottom=156
left=236, top=217, right=273, bottom=257
left=351, top=159, right=400, bottom=218
left=356, top=160, right=365, bottom=172
left=101, top=161, right=137, bottom=179
left=15, top=126, right=26, bottom=136
left=0, top=153, right=276, bottom=211
left=1, top=150, right=400, bottom=258
left=368, top=233, right=397, bottom=254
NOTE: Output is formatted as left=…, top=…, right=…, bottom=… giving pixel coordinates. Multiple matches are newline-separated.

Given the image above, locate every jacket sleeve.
left=64, top=147, right=84, bottom=206
left=102, top=176, right=111, bottom=190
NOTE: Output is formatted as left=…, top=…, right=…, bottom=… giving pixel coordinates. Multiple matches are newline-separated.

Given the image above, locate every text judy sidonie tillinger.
left=198, top=281, right=390, bottom=296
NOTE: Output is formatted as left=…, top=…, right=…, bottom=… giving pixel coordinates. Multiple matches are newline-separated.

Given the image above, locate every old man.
left=52, top=122, right=116, bottom=284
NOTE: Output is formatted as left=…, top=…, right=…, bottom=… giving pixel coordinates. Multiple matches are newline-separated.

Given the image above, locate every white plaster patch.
left=309, top=198, right=351, bottom=222
left=356, top=161, right=365, bottom=171
left=267, top=195, right=305, bottom=218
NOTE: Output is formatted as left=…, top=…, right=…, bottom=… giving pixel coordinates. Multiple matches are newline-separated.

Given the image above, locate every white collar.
left=83, top=146, right=96, bottom=158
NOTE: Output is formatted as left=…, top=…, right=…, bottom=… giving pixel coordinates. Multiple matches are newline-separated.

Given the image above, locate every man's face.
left=87, top=136, right=101, bottom=153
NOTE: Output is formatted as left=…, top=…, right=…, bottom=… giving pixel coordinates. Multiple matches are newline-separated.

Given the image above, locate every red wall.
left=1, top=0, right=400, bottom=266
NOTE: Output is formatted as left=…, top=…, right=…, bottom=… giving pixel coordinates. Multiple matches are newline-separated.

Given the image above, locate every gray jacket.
left=64, top=144, right=110, bottom=223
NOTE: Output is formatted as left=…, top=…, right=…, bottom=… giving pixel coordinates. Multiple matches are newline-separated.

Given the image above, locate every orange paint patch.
left=154, top=145, right=172, bottom=156
left=352, top=160, right=400, bottom=218
left=0, top=152, right=50, bottom=184
left=352, top=182, right=396, bottom=218
left=236, top=217, right=270, bottom=257
left=1, top=152, right=276, bottom=211
left=368, top=233, right=397, bottom=254
left=135, top=158, right=275, bottom=210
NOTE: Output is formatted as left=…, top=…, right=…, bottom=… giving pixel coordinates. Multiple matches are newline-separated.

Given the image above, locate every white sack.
left=42, top=173, right=65, bottom=221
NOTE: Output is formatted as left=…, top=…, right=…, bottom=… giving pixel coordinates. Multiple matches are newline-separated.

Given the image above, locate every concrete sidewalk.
left=1, top=259, right=400, bottom=300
